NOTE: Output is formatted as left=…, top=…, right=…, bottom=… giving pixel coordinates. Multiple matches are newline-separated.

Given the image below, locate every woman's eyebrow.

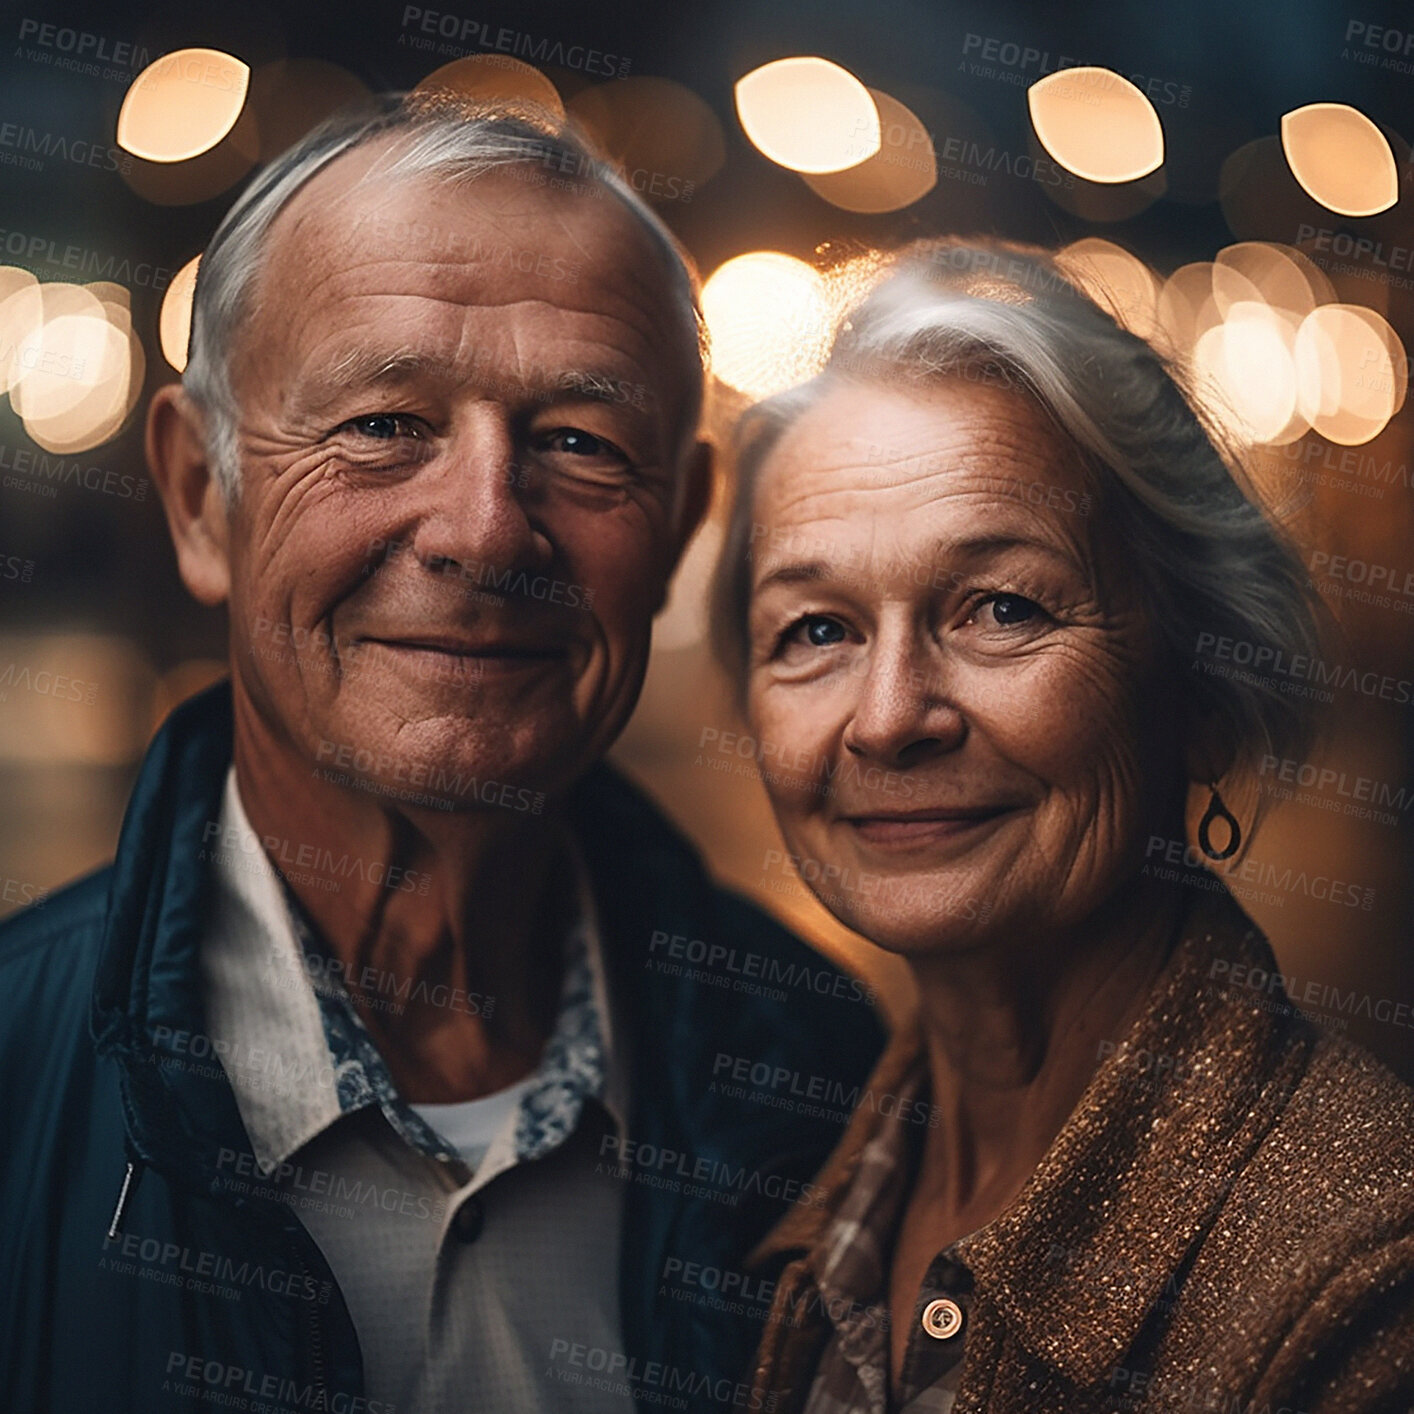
left=944, top=533, right=1085, bottom=572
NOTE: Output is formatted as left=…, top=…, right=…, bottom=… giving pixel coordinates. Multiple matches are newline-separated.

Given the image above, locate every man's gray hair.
left=182, top=93, right=705, bottom=500
left=712, top=238, right=1329, bottom=800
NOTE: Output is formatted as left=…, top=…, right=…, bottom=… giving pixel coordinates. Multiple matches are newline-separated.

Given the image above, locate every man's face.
left=216, top=149, right=699, bottom=806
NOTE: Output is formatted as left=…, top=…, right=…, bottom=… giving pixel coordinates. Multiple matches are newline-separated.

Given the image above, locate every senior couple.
left=1, top=97, right=1411, bottom=1414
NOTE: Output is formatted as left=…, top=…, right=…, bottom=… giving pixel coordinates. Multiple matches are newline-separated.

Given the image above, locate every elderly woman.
left=712, top=241, right=1414, bottom=1413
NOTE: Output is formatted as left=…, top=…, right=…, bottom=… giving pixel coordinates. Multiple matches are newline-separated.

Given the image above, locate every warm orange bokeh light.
left=1280, top=103, right=1398, bottom=218
left=117, top=48, right=251, bottom=163
left=702, top=252, right=833, bottom=397
left=1028, top=67, right=1163, bottom=183
left=735, top=57, right=880, bottom=174
left=159, top=256, right=202, bottom=373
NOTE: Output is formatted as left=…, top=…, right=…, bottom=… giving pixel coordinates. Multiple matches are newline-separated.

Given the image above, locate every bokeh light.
left=1056, top=238, right=1162, bottom=342
left=117, top=48, right=251, bottom=163
left=568, top=76, right=726, bottom=202
left=413, top=55, right=564, bottom=122
left=1295, top=304, right=1408, bottom=445
left=1027, top=67, right=1163, bottom=184
left=3, top=280, right=143, bottom=453
left=802, top=88, right=936, bottom=212
left=160, top=256, right=202, bottom=373
left=735, top=57, right=880, bottom=174
left=1194, top=301, right=1303, bottom=445
left=1280, top=103, right=1399, bottom=218
left=701, top=252, right=832, bottom=398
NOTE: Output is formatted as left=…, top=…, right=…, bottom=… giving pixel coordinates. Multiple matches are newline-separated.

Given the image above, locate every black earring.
left=1198, top=785, right=1241, bottom=861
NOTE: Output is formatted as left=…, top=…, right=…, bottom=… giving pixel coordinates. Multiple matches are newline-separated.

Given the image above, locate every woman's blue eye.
left=989, top=594, right=1040, bottom=624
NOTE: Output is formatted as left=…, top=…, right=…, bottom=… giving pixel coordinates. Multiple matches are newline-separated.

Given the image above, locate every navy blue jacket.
left=0, top=684, right=884, bottom=1413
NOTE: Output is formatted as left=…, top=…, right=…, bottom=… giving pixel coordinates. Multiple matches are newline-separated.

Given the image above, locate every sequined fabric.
left=741, top=885, right=1414, bottom=1413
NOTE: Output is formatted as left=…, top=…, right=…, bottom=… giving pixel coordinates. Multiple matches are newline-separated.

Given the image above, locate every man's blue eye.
left=551, top=429, right=613, bottom=456
left=350, top=415, right=412, bottom=440
left=803, top=616, right=845, bottom=646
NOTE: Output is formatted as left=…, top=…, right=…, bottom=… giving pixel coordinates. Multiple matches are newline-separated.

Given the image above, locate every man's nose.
left=406, top=409, right=550, bottom=573
left=842, top=634, right=966, bottom=769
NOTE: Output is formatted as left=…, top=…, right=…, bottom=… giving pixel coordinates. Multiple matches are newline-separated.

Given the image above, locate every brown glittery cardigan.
left=739, top=887, right=1414, bottom=1413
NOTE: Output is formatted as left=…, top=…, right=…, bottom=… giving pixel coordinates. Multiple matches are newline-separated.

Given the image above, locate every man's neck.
left=233, top=715, right=575, bottom=1105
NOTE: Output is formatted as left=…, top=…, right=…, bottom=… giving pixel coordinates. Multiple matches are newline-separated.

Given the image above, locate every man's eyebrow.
left=294, top=347, right=449, bottom=406
left=292, top=348, right=649, bottom=414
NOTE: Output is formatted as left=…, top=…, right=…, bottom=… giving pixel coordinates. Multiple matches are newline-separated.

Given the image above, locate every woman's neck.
left=905, top=869, right=1188, bottom=1234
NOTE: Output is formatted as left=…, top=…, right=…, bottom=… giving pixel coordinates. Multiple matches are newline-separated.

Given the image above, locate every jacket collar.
left=750, top=885, right=1311, bottom=1388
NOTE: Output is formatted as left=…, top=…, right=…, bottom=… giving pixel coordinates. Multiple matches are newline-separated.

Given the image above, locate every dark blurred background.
left=1, top=0, right=1412, bottom=1076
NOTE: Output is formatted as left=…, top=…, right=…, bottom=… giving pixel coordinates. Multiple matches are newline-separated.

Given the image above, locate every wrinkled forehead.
left=750, top=377, right=1111, bottom=586
left=243, top=136, right=701, bottom=419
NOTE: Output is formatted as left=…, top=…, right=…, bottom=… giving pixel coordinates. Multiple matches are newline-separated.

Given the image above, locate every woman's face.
left=744, top=376, right=1183, bottom=956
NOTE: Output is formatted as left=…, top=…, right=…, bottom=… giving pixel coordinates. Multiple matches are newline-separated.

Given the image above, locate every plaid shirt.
left=796, top=1053, right=973, bottom=1414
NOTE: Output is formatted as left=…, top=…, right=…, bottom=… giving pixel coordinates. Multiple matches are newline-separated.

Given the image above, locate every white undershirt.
left=411, top=1076, right=538, bottom=1172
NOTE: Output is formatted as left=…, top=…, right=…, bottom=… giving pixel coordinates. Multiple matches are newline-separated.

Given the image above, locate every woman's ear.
left=1182, top=700, right=1238, bottom=787
left=146, top=384, right=231, bottom=606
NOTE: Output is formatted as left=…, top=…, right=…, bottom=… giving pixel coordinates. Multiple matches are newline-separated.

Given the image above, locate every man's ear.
left=146, top=384, right=231, bottom=606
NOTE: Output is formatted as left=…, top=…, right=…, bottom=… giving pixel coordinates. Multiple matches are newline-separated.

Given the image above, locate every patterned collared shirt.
left=290, top=885, right=608, bottom=1170
left=801, top=1055, right=974, bottom=1414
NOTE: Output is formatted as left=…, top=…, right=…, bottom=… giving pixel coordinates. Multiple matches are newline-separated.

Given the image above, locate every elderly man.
left=0, top=98, right=882, bottom=1414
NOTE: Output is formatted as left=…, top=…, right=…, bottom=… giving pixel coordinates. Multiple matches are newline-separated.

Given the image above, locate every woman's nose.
left=842, top=641, right=966, bottom=769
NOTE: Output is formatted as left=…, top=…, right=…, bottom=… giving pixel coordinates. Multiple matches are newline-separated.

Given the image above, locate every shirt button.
left=921, top=1297, right=964, bottom=1340
left=451, top=1199, right=484, bottom=1244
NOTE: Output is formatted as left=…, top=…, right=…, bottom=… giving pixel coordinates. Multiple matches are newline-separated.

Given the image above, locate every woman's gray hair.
left=712, top=237, right=1329, bottom=796
left=183, top=93, right=705, bottom=500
